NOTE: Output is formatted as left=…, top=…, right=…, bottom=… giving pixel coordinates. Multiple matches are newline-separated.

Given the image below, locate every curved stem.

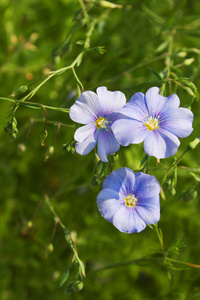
left=0, top=97, right=69, bottom=113
left=52, top=122, right=61, bottom=146
left=161, top=148, right=189, bottom=186
left=166, top=257, right=200, bottom=269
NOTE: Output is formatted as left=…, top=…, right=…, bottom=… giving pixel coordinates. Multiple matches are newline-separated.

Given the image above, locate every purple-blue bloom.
left=112, top=87, right=194, bottom=159
left=69, top=87, right=126, bottom=162
left=97, top=167, right=160, bottom=233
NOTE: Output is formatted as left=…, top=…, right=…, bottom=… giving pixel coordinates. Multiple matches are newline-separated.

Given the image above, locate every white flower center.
left=95, top=116, right=109, bottom=130
left=144, top=115, right=160, bottom=131
left=124, top=194, right=137, bottom=207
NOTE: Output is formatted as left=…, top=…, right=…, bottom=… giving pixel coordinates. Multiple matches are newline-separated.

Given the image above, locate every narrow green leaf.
left=140, top=154, right=148, bottom=168
left=190, top=172, right=200, bottom=182
left=21, top=103, right=41, bottom=109
left=149, top=68, right=163, bottom=80
left=156, top=40, right=169, bottom=53
left=60, top=269, right=70, bottom=288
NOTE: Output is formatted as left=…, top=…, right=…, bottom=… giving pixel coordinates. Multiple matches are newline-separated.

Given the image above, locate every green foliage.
left=1, top=0, right=200, bottom=300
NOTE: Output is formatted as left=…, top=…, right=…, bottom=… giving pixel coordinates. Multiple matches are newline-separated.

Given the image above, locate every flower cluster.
left=69, top=86, right=194, bottom=233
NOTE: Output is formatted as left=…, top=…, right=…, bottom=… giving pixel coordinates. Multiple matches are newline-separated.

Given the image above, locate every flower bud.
left=27, top=220, right=33, bottom=228
left=188, top=137, right=200, bottom=150
left=170, top=187, right=176, bottom=196
left=53, top=55, right=61, bottom=65
left=62, top=140, right=75, bottom=154
left=45, top=243, right=54, bottom=257
left=52, top=271, right=60, bottom=282
left=71, top=280, right=83, bottom=293
left=95, top=161, right=104, bottom=176
left=44, top=146, right=54, bottom=161
left=98, top=1, right=122, bottom=9
left=65, top=280, right=83, bottom=294
left=179, top=187, right=197, bottom=202
left=17, top=143, right=26, bottom=154
left=12, top=117, right=17, bottom=125
left=177, top=51, right=187, bottom=58
left=184, top=87, right=195, bottom=97
left=40, top=128, right=48, bottom=146
left=4, top=119, right=19, bottom=139
left=4, top=118, right=18, bottom=135
left=11, top=85, right=28, bottom=97
left=183, top=57, right=195, bottom=66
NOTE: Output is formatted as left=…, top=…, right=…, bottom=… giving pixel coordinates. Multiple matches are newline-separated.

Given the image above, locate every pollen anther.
left=124, top=194, right=137, bottom=207
left=144, top=116, right=159, bottom=131
left=95, top=116, right=109, bottom=130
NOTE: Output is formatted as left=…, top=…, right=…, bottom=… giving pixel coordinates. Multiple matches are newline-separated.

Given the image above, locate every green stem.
left=0, top=97, right=69, bottom=113
left=21, top=73, right=56, bottom=102
left=154, top=224, right=164, bottom=253
left=52, top=122, right=61, bottom=146
left=5, top=51, right=83, bottom=108
left=32, top=118, right=75, bottom=128
left=44, top=195, right=85, bottom=277
left=72, top=67, right=84, bottom=94
left=89, top=254, right=200, bottom=274
left=84, top=19, right=97, bottom=49
left=161, top=148, right=189, bottom=186
left=78, top=0, right=90, bottom=25
left=166, top=257, right=200, bottom=269
left=166, top=34, right=173, bottom=78
left=90, top=253, right=164, bottom=274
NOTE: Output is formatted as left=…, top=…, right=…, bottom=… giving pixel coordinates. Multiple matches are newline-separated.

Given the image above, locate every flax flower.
left=112, top=87, right=194, bottom=159
left=69, top=87, right=126, bottom=162
left=97, top=167, right=160, bottom=233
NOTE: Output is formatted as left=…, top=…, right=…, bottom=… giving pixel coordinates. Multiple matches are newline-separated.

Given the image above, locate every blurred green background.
left=1, top=0, right=200, bottom=299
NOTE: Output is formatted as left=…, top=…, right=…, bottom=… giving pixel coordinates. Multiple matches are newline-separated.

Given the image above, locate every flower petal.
left=145, top=87, right=180, bottom=116
left=134, top=172, right=161, bottom=200
left=112, top=207, right=146, bottom=233
left=136, top=195, right=160, bottom=225
left=74, top=124, right=96, bottom=143
left=112, top=118, right=147, bottom=146
left=75, top=127, right=98, bottom=156
left=161, top=93, right=180, bottom=112
left=161, top=107, right=193, bottom=138
left=103, top=167, right=135, bottom=196
left=69, top=91, right=100, bottom=124
left=119, top=92, right=148, bottom=121
left=97, top=129, right=120, bottom=162
left=143, top=129, right=180, bottom=158
left=97, top=188, right=121, bottom=222
left=97, top=86, right=126, bottom=116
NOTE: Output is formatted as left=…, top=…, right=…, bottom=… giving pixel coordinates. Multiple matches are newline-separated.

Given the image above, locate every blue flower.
left=69, top=87, right=126, bottom=162
left=112, top=87, right=194, bottom=159
left=97, top=167, right=160, bottom=233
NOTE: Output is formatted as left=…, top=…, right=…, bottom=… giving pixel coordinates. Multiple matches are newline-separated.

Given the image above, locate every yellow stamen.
left=95, top=116, right=109, bottom=130
left=124, top=194, right=137, bottom=207
left=144, top=116, right=159, bottom=131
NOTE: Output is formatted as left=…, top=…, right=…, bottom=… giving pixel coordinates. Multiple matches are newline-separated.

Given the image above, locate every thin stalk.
left=154, top=224, right=164, bottom=253
left=161, top=148, right=189, bottom=186
left=78, top=0, right=90, bottom=25
left=0, top=97, right=69, bottom=113
left=44, top=195, right=85, bottom=277
left=52, top=122, right=61, bottom=146
left=32, top=118, right=75, bottom=128
left=166, top=257, right=200, bottom=269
